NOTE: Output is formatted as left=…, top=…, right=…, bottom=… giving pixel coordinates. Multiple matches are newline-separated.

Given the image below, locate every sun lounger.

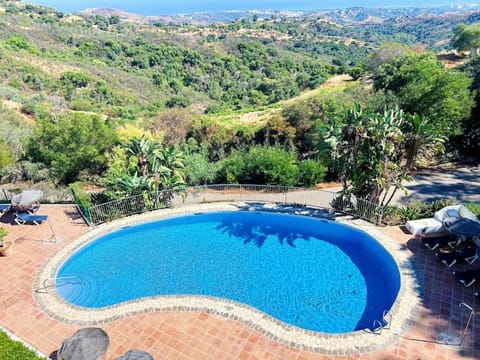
left=15, top=212, right=48, bottom=225
left=453, top=269, right=480, bottom=287
left=27, top=203, right=41, bottom=214
left=436, top=247, right=479, bottom=267
left=405, top=218, right=444, bottom=236
left=435, top=205, right=479, bottom=223
left=421, top=234, right=460, bottom=251
left=406, top=205, right=479, bottom=237
left=0, top=204, right=10, bottom=218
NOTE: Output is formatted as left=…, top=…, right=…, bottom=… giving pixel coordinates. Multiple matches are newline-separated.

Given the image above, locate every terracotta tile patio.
left=0, top=205, right=479, bottom=359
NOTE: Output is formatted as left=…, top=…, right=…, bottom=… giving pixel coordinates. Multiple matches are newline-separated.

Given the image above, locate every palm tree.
left=118, top=135, right=186, bottom=198
left=157, top=146, right=185, bottom=183
left=126, top=136, right=158, bottom=177
left=402, top=113, right=445, bottom=171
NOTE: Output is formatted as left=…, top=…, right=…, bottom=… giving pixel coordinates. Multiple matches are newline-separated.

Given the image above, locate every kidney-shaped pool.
left=56, top=211, right=400, bottom=334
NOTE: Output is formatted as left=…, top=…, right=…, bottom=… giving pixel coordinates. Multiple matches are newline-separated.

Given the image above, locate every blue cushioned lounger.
left=0, top=204, right=10, bottom=217
left=15, top=212, right=48, bottom=225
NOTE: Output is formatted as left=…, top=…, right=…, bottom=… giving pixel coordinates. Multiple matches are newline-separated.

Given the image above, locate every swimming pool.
left=56, top=210, right=400, bottom=334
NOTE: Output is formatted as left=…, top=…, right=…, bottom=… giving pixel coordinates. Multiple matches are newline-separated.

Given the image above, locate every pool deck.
left=0, top=204, right=479, bottom=359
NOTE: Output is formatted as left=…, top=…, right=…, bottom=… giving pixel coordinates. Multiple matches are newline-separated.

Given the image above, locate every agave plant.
left=116, top=173, right=149, bottom=195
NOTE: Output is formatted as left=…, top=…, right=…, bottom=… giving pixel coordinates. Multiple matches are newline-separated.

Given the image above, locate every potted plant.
left=0, top=227, right=12, bottom=256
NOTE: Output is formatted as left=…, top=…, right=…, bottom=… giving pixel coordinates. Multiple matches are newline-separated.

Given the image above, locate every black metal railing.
left=88, top=190, right=174, bottom=225
left=84, top=185, right=384, bottom=226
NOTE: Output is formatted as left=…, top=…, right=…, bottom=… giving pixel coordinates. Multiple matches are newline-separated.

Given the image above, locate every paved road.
left=392, top=165, right=480, bottom=205
left=172, top=165, right=479, bottom=210
left=176, top=165, right=480, bottom=208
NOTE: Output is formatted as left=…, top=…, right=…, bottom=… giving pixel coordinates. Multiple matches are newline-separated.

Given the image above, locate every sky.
left=24, top=0, right=475, bottom=16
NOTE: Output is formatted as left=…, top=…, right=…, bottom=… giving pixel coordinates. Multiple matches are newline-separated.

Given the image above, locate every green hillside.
left=0, top=0, right=479, bottom=208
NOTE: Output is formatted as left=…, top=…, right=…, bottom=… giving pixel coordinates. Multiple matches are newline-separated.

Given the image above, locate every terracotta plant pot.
left=0, top=242, right=13, bottom=257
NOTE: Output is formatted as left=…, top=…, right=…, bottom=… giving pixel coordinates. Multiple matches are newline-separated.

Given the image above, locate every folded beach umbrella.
left=115, top=350, right=154, bottom=360
left=58, top=327, right=109, bottom=360
left=11, top=190, right=43, bottom=211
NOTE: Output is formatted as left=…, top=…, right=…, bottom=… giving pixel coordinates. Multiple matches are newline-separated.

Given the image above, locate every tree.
left=297, top=159, right=327, bottom=187
left=325, top=105, right=444, bottom=207
left=183, top=152, right=217, bottom=185
left=150, top=146, right=186, bottom=192
left=452, top=24, right=480, bottom=55
left=402, top=113, right=445, bottom=171
left=126, top=135, right=159, bottom=177
left=59, top=71, right=91, bottom=88
left=458, top=57, right=480, bottom=156
left=326, top=106, right=405, bottom=206
left=144, top=108, right=192, bottom=146
left=112, top=136, right=186, bottom=195
left=257, top=114, right=296, bottom=149
left=217, top=146, right=299, bottom=186
left=0, top=141, right=14, bottom=170
left=372, top=52, right=473, bottom=136
left=367, top=43, right=411, bottom=71
left=108, top=15, right=120, bottom=25
left=27, top=113, right=118, bottom=184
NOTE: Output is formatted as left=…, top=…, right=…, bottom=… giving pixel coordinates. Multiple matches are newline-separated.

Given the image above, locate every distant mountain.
left=81, top=7, right=152, bottom=24
left=80, top=4, right=480, bottom=26
left=321, top=5, right=480, bottom=25
left=81, top=7, right=307, bottom=25
left=0, top=0, right=479, bottom=125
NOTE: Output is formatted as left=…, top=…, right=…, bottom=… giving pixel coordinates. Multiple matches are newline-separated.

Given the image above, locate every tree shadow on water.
left=216, top=219, right=309, bottom=248
left=214, top=202, right=331, bottom=248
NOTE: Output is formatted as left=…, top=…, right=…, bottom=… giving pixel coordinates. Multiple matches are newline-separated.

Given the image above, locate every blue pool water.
left=56, top=211, right=400, bottom=333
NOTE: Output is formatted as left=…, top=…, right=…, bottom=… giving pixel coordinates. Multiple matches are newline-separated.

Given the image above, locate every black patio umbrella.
left=115, top=350, right=154, bottom=360
left=58, top=327, right=109, bottom=360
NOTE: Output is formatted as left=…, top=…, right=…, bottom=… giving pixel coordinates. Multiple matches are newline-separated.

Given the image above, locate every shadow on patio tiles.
left=406, top=237, right=479, bottom=358
left=62, top=208, right=85, bottom=222
left=0, top=211, right=17, bottom=225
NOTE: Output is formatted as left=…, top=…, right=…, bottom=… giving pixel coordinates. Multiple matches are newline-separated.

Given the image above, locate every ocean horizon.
left=25, top=0, right=476, bottom=16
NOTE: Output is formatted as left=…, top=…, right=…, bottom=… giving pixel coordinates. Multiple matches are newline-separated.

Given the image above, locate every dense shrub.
left=60, top=71, right=91, bottom=88
left=297, top=159, right=327, bottom=187
left=0, top=140, right=14, bottom=169
left=183, top=152, right=218, bottom=185
left=466, top=202, right=480, bottom=217
left=382, top=198, right=456, bottom=225
left=217, top=146, right=299, bottom=186
left=21, top=161, right=51, bottom=183
left=27, top=113, right=118, bottom=184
